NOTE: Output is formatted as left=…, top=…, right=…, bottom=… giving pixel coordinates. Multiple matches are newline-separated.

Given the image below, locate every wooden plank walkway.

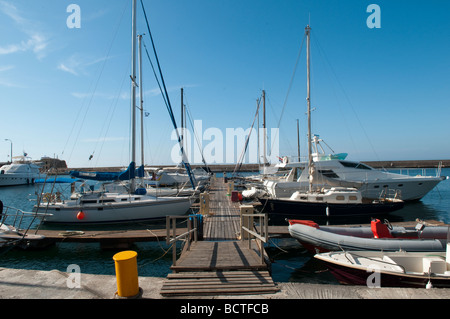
left=161, top=178, right=279, bottom=296
left=202, top=178, right=241, bottom=241
left=33, top=227, right=187, bottom=249
left=160, top=270, right=277, bottom=296
left=170, top=241, right=267, bottom=272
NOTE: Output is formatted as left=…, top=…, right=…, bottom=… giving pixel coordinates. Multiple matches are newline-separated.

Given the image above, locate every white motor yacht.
left=0, top=156, right=40, bottom=186
left=264, top=158, right=446, bottom=201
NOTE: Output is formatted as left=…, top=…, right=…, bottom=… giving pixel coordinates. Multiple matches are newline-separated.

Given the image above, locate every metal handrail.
left=241, top=213, right=268, bottom=264
left=166, top=215, right=198, bottom=267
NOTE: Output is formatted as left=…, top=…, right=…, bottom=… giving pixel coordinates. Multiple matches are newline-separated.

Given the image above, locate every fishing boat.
left=33, top=0, right=193, bottom=224
left=315, top=249, right=450, bottom=288
left=0, top=156, right=40, bottom=186
left=288, top=219, right=449, bottom=253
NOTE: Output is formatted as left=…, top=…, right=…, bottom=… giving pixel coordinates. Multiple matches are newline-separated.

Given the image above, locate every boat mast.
left=297, top=118, right=300, bottom=161
left=262, top=89, right=267, bottom=166
left=305, top=25, right=313, bottom=192
left=181, top=87, right=184, bottom=160
left=138, top=34, right=144, bottom=172
left=130, top=0, right=137, bottom=193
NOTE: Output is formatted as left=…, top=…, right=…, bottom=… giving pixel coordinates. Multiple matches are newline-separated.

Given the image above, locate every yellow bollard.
left=113, top=250, right=140, bottom=298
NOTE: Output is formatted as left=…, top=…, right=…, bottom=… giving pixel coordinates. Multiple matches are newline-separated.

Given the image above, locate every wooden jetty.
left=160, top=178, right=279, bottom=296
left=34, top=227, right=188, bottom=250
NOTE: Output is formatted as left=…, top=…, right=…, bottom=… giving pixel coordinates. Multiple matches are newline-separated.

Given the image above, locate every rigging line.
left=183, top=93, right=209, bottom=168
left=311, top=32, right=380, bottom=161
left=233, top=95, right=262, bottom=175
left=266, top=94, right=295, bottom=158
left=269, top=33, right=306, bottom=158
left=142, top=41, right=169, bottom=112
left=140, top=0, right=195, bottom=188
left=94, top=66, right=130, bottom=167
left=66, top=0, right=129, bottom=166
left=140, top=0, right=177, bottom=131
left=89, top=1, right=130, bottom=163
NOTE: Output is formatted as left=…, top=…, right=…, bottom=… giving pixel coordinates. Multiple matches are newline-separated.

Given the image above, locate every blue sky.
left=1, top=0, right=449, bottom=168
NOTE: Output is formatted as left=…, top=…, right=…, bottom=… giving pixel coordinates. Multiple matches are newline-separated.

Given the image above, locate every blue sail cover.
left=135, top=164, right=145, bottom=178
left=35, top=177, right=80, bottom=184
left=69, top=162, right=136, bottom=181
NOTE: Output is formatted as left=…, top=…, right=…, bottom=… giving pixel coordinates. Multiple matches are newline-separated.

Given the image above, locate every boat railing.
left=241, top=213, right=269, bottom=265
left=363, top=187, right=402, bottom=201
left=166, top=215, right=199, bottom=268
left=0, top=205, right=45, bottom=233
left=378, top=188, right=402, bottom=200
left=342, top=251, right=407, bottom=274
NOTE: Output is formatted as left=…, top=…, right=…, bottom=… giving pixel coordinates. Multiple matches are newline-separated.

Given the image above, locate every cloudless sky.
left=1, top=0, right=449, bottom=168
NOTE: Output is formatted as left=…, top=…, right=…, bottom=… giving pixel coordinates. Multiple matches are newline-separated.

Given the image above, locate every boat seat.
left=371, top=219, right=393, bottom=239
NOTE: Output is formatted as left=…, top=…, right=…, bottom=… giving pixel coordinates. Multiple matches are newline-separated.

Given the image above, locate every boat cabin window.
left=349, top=196, right=358, bottom=201
left=100, top=199, right=115, bottom=203
left=81, top=199, right=98, bottom=204
left=319, top=170, right=339, bottom=178
left=336, top=195, right=345, bottom=200
left=339, top=161, right=372, bottom=170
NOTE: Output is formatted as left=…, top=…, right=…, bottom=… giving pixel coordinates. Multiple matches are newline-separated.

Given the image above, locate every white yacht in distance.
left=264, top=156, right=446, bottom=201
left=0, top=156, right=40, bottom=186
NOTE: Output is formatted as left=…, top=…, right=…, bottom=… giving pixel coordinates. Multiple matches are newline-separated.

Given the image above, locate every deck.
left=160, top=177, right=279, bottom=296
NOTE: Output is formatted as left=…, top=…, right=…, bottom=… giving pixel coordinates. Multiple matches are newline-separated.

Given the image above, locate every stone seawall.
left=54, top=159, right=449, bottom=175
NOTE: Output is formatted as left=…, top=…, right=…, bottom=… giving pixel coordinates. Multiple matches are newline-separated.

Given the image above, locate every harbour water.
left=0, top=168, right=449, bottom=285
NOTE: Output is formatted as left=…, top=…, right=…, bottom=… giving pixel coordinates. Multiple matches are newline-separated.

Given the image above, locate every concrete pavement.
left=1, top=267, right=450, bottom=299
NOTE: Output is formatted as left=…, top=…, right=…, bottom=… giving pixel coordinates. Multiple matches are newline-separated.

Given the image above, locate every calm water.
left=0, top=168, right=449, bottom=284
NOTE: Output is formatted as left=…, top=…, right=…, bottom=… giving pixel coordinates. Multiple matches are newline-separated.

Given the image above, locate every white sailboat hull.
left=36, top=196, right=192, bottom=224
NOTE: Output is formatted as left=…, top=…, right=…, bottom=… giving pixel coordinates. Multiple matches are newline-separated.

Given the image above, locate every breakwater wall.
left=52, top=159, right=450, bottom=175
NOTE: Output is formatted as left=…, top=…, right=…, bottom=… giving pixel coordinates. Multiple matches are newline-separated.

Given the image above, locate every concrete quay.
left=1, top=267, right=450, bottom=300
left=46, top=159, right=450, bottom=175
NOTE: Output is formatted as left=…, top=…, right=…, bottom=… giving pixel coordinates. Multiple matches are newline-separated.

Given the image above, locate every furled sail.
left=69, top=162, right=136, bottom=181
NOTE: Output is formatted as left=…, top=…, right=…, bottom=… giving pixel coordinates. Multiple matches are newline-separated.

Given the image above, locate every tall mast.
left=130, top=0, right=137, bottom=192
left=262, top=89, right=267, bottom=166
left=297, top=119, right=300, bottom=161
left=138, top=34, right=144, bottom=170
left=181, top=87, right=184, bottom=159
left=305, top=25, right=313, bottom=192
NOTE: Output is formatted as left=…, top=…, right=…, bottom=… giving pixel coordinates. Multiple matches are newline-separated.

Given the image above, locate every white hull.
left=0, top=175, right=39, bottom=186
left=0, top=161, right=40, bottom=187
left=264, top=170, right=444, bottom=201
left=35, top=195, right=192, bottom=224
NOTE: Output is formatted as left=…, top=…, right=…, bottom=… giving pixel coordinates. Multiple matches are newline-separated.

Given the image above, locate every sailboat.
left=259, top=25, right=404, bottom=222
left=33, top=0, right=192, bottom=224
